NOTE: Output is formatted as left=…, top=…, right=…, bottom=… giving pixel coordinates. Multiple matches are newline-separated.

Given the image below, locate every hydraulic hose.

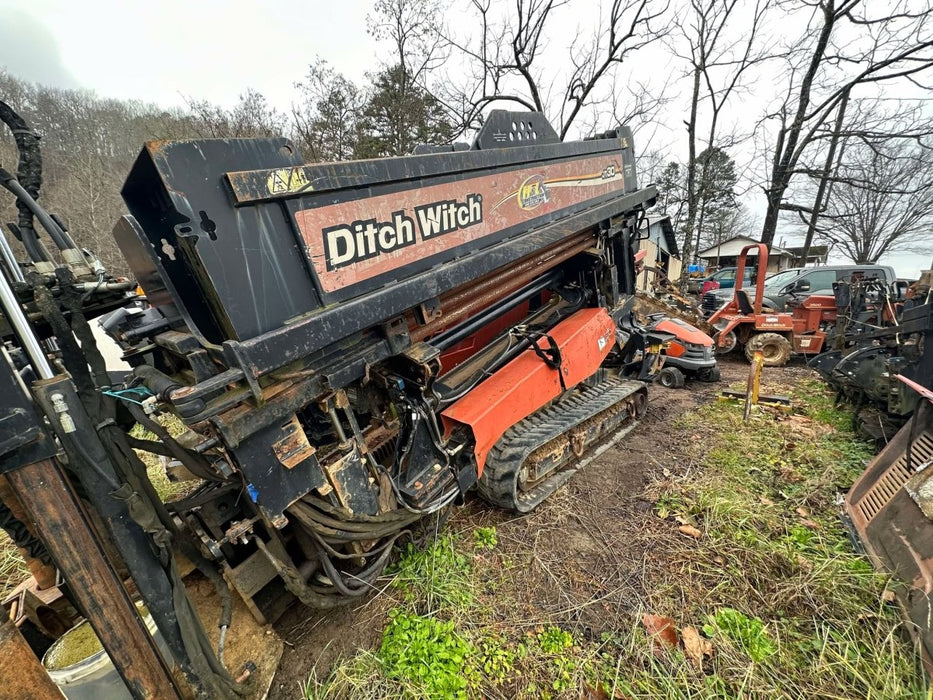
left=0, top=167, right=75, bottom=251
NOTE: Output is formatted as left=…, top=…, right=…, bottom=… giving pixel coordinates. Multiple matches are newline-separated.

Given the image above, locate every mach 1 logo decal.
left=322, top=194, right=483, bottom=270
left=517, top=174, right=550, bottom=210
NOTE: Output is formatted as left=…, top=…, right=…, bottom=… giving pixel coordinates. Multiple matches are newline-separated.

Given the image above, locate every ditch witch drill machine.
left=0, top=104, right=667, bottom=697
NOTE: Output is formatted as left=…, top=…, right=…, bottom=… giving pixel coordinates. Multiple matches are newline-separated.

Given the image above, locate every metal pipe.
left=432, top=270, right=562, bottom=350
left=412, top=234, right=594, bottom=342
left=440, top=231, right=591, bottom=309
left=0, top=258, right=53, bottom=378
left=0, top=230, right=24, bottom=282
left=0, top=167, right=75, bottom=250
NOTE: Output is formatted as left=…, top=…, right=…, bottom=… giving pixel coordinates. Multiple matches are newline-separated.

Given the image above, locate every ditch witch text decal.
left=295, top=155, right=625, bottom=293
left=322, top=194, right=483, bottom=270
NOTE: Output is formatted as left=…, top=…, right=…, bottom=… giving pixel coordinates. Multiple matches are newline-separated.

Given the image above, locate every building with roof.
left=697, top=236, right=795, bottom=273
left=637, top=216, right=682, bottom=290
left=783, top=244, right=830, bottom=265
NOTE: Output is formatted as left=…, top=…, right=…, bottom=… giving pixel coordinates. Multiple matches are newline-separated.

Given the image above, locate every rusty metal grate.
left=856, top=430, right=933, bottom=522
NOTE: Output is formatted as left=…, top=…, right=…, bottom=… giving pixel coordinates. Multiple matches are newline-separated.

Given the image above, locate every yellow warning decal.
left=267, top=167, right=312, bottom=195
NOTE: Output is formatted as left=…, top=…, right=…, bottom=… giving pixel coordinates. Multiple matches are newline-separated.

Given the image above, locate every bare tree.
left=759, top=0, right=933, bottom=248
left=672, top=0, right=775, bottom=273
left=368, top=0, right=447, bottom=91
left=440, top=0, right=670, bottom=140
left=292, top=59, right=364, bottom=162
left=809, top=136, right=933, bottom=262
left=185, top=89, right=287, bottom=139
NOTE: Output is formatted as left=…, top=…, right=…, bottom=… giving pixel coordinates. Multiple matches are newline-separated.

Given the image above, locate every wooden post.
left=744, top=350, right=764, bottom=422
left=6, top=457, right=182, bottom=700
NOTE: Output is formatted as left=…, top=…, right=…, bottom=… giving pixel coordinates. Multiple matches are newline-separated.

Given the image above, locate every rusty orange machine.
left=709, top=244, right=838, bottom=366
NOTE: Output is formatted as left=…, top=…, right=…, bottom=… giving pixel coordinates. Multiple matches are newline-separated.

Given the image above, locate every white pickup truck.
left=701, top=264, right=899, bottom=316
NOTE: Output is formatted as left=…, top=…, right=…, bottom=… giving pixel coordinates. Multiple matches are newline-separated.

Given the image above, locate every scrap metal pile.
left=812, top=272, right=933, bottom=438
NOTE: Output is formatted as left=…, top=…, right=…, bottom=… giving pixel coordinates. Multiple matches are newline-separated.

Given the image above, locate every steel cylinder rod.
left=0, top=252, right=52, bottom=378
left=0, top=229, right=24, bottom=283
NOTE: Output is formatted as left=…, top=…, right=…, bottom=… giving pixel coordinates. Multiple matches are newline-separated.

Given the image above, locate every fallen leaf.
left=795, top=506, right=810, bottom=517
left=800, top=518, right=821, bottom=529
left=642, top=614, right=679, bottom=650
left=759, top=495, right=777, bottom=506
left=882, top=590, right=896, bottom=603
left=681, top=626, right=713, bottom=667
left=779, top=466, right=803, bottom=483
left=674, top=514, right=698, bottom=527
left=678, top=524, right=703, bottom=539
left=580, top=682, right=610, bottom=700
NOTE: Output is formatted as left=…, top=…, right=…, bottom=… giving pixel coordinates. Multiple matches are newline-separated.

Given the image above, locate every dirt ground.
left=266, top=356, right=810, bottom=698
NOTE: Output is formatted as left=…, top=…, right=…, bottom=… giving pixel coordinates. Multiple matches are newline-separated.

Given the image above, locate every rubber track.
left=477, top=376, right=646, bottom=512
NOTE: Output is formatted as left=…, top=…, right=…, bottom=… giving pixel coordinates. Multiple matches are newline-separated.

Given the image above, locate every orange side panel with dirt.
left=441, top=307, right=616, bottom=475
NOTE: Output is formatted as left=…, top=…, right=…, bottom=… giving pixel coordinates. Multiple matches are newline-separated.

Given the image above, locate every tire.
left=745, top=332, right=792, bottom=367
left=715, top=330, right=737, bottom=355
left=658, top=366, right=686, bottom=388
left=697, top=365, right=721, bottom=382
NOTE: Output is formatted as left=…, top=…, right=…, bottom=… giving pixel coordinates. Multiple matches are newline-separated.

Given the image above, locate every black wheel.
left=745, top=332, right=792, bottom=366
left=715, top=330, right=737, bottom=355
left=697, top=365, right=721, bottom=382
left=658, top=366, right=686, bottom=388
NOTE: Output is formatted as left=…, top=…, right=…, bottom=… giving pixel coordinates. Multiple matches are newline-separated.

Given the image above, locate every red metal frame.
left=708, top=244, right=830, bottom=355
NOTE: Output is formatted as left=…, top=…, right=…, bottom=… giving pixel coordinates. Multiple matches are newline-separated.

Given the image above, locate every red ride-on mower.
left=709, top=244, right=836, bottom=366
left=645, top=314, right=720, bottom=387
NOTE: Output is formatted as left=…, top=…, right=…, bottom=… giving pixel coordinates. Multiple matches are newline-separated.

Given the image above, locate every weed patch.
left=378, top=610, right=473, bottom=698
left=390, top=534, right=473, bottom=610
left=702, top=608, right=776, bottom=662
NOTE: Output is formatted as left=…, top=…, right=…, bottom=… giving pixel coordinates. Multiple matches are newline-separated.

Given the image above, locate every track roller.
left=477, top=376, right=647, bottom=512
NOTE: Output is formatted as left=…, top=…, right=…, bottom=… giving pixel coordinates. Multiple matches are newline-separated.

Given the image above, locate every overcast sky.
left=0, top=0, right=375, bottom=108
left=0, top=0, right=928, bottom=278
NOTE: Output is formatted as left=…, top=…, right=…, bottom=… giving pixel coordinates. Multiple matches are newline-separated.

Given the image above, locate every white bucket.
left=41, top=602, right=171, bottom=700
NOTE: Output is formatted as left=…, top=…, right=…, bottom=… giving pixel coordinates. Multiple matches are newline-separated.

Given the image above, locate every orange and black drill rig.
left=0, top=103, right=666, bottom=697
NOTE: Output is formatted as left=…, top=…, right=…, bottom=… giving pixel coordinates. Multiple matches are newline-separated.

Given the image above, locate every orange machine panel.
left=441, top=307, right=616, bottom=475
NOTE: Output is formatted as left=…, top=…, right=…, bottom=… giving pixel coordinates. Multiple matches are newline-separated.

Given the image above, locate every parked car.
left=701, top=264, right=898, bottom=316
left=686, top=266, right=755, bottom=295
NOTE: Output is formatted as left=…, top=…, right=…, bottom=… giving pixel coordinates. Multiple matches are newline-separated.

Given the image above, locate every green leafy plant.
left=473, top=526, right=498, bottom=549
left=537, top=626, right=574, bottom=654
left=535, top=626, right=577, bottom=692
left=390, top=534, right=473, bottom=609
left=471, top=633, right=515, bottom=686
left=378, top=609, right=473, bottom=698
left=703, top=608, right=776, bottom=662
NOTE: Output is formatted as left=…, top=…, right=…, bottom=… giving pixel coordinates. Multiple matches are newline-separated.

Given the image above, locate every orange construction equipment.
left=709, top=244, right=837, bottom=366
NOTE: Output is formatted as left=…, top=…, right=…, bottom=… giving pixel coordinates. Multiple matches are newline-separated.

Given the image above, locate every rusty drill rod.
left=6, top=456, right=183, bottom=700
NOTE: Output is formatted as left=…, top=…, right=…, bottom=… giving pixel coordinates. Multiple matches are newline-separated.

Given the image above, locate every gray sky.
left=0, top=0, right=374, bottom=108
left=0, top=0, right=929, bottom=278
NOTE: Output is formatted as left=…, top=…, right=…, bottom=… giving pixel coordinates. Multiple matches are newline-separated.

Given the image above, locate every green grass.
left=300, top=377, right=928, bottom=699
left=129, top=412, right=201, bottom=503
left=0, top=530, right=30, bottom=599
